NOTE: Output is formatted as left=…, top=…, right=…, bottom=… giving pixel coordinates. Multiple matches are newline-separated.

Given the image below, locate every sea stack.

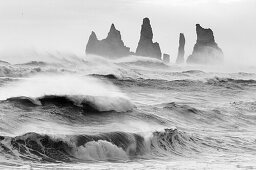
left=163, top=54, right=170, bottom=63
left=86, top=31, right=99, bottom=55
left=176, top=33, right=185, bottom=64
left=136, top=18, right=162, bottom=60
left=86, top=24, right=131, bottom=58
left=187, top=24, right=224, bottom=64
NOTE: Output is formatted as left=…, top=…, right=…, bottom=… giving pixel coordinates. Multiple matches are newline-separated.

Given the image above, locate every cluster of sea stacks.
left=86, top=24, right=131, bottom=58
left=86, top=17, right=224, bottom=65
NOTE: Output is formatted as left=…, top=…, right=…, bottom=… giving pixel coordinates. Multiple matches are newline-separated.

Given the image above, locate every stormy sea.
left=0, top=54, right=255, bottom=170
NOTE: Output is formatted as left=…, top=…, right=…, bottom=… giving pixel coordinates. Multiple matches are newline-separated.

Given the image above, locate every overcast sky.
left=0, top=0, right=255, bottom=64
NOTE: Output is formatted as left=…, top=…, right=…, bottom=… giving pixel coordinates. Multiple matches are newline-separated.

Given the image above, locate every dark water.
left=1, top=56, right=256, bottom=169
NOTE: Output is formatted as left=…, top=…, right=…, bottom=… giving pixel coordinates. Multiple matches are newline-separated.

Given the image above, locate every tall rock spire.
left=136, top=18, right=162, bottom=60
left=176, top=33, right=185, bottom=64
left=86, top=31, right=99, bottom=54
left=105, top=24, right=123, bottom=45
left=187, top=24, right=224, bottom=64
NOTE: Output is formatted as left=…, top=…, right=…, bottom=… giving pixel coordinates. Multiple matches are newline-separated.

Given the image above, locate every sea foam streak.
left=0, top=74, right=133, bottom=112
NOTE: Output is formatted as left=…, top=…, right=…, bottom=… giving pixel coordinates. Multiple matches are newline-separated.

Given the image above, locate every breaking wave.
left=0, top=74, right=133, bottom=113
left=0, top=129, right=206, bottom=163
left=6, top=95, right=133, bottom=113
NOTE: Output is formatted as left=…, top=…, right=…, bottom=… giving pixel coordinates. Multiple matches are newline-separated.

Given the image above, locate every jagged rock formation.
left=136, top=18, right=162, bottom=60
left=86, top=24, right=131, bottom=58
left=163, top=54, right=170, bottom=63
left=187, top=24, right=224, bottom=64
left=176, top=33, right=185, bottom=64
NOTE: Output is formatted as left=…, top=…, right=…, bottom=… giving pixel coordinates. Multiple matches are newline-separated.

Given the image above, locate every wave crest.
left=0, top=74, right=133, bottom=113
left=0, top=129, right=206, bottom=162
left=7, top=95, right=133, bottom=113
left=74, top=140, right=128, bottom=161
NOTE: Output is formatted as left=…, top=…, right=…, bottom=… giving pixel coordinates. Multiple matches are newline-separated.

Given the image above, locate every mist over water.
left=0, top=74, right=124, bottom=99
left=0, top=0, right=256, bottom=169
left=0, top=52, right=256, bottom=169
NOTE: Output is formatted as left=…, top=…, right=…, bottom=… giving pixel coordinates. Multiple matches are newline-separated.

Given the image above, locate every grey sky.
left=0, top=0, right=255, bottom=64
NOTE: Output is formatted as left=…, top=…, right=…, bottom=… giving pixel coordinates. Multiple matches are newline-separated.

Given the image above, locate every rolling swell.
left=89, top=73, right=256, bottom=91
left=163, top=102, right=225, bottom=123
left=89, top=71, right=256, bottom=91
left=113, top=79, right=202, bottom=90
left=182, top=70, right=205, bottom=74
left=0, top=129, right=206, bottom=162
left=6, top=95, right=133, bottom=113
left=206, top=77, right=256, bottom=89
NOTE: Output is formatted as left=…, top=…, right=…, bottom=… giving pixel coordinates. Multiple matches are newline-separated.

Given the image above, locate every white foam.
left=0, top=74, right=134, bottom=112
left=73, top=140, right=128, bottom=161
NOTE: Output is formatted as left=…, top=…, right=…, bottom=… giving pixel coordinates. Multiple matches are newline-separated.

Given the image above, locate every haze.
left=0, top=0, right=255, bottom=65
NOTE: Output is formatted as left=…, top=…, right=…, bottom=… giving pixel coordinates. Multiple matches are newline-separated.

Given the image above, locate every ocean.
left=0, top=55, right=256, bottom=169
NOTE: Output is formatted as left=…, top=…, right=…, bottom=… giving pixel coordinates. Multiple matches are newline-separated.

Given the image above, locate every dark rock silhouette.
left=86, top=31, right=98, bottom=54
left=136, top=18, right=162, bottom=60
left=86, top=24, right=131, bottom=58
left=187, top=24, right=224, bottom=64
left=163, top=54, right=170, bottom=63
left=176, top=33, right=185, bottom=64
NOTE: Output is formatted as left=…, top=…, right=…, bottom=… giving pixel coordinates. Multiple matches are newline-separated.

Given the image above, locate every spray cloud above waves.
left=0, top=0, right=255, bottom=67
left=0, top=74, right=134, bottom=112
left=1, top=1, right=256, bottom=169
